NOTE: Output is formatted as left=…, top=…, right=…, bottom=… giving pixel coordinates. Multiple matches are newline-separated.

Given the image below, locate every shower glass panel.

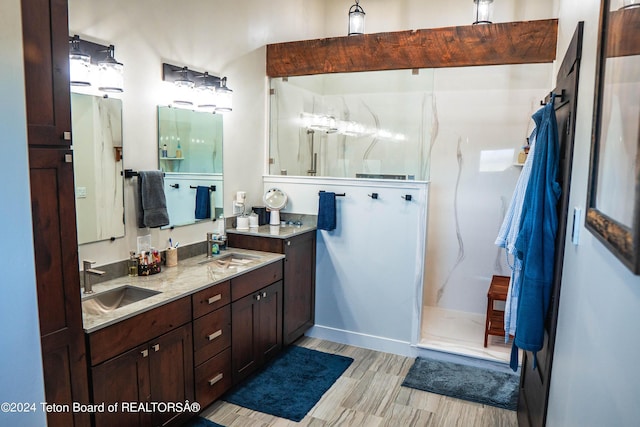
left=269, top=69, right=435, bottom=180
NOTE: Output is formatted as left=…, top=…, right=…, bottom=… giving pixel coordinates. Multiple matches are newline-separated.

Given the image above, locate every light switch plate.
left=76, top=187, right=87, bottom=198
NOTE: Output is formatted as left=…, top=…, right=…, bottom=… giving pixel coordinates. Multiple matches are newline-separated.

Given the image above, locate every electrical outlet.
left=232, top=203, right=243, bottom=215
left=76, top=187, right=87, bottom=198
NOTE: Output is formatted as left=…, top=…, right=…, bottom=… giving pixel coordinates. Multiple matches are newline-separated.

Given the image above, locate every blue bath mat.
left=181, top=416, right=224, bottom=427
left=402, top=357, right=520, bottom=410
left=223, top=345, right=353, bottom=421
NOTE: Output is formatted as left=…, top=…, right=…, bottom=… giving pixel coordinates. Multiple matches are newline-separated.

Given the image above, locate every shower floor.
left=419, top=305, right=514, bottom=364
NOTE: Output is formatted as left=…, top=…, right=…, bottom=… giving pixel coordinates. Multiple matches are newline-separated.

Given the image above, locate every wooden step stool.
left=484, top=275, right=510, bottom=347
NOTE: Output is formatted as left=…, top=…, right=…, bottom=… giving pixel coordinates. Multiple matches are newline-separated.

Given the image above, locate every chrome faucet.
left=83, top=260, right=105, bottom=294
left=206, top=232, right=214, bottom=258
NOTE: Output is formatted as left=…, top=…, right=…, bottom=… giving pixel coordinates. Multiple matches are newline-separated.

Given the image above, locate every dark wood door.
left=517, top=22, right=584, bottom=427
left=231, top=291, right=259, bottom=383
left=283, top=233, right=316, bottom=345
left=21, top=0, right=73, bottom=147
left=92, top=342, right=151, bottom=427
left=148, top=324, right=194, bottom=427
left=29, top=148, right=90, bottom=427
left=257, top=280, right=283, bottom=363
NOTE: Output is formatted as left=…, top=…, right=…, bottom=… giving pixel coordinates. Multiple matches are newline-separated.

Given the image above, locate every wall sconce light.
left=348, top=0, right=366, bottom=36
left=69, top=35, right=91, bottom=87
left=473, top=0, right=494, bottom=25
left=98, top=45, right=124, bottom=93
left=162, top=63, right=233, bottom=113
left=69, top=35, right=124, bottom=93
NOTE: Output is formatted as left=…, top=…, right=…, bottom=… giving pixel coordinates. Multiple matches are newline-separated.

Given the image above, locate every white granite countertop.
left=81, top=248, right=284, bottom=333
left=226, top=222, right=316, bottom=239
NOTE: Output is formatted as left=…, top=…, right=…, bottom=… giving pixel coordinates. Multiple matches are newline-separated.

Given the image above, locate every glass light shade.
left=98, top=48, right=124, bottom=93
left=473, top=0, right=494, bottom=25
left=215, top=78, right=233, bottom=112
left=348, top=1, right=365, bottom=36
left=197, top=86, right=217, bottom=112
left=172, top=69, right=195, bottom=106
left=69, top=45, right=92, bottom=87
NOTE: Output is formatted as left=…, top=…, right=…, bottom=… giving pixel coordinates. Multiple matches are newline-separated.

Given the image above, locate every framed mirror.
left=586, top=0, right=640, bottom=273
left=71, top=93, right=125, bottom=244
left=157, top=106, right=224, bottom=228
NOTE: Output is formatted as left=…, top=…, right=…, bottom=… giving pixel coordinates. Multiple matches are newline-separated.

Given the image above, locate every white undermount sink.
left=82, top=285, right=160, bottom=315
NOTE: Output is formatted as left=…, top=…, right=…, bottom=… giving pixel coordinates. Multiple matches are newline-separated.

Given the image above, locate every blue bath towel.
left=137, top=171, right=169, bottom=228
left=195, top=186, right=211, bottom=219
left=317, top=192, right=336, bottom=231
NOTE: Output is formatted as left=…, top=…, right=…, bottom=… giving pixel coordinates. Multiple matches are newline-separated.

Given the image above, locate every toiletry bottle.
left=176, top=141, right=182, bottom=158
left=128, top=251, right=138, bottom=277
left=162, top=144, right=168, bottom=158
left=218, top=214, right=225, bottom=236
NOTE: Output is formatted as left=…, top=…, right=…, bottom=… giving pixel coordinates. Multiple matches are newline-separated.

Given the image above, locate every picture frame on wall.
left=585, top=0, right=640, bottom=274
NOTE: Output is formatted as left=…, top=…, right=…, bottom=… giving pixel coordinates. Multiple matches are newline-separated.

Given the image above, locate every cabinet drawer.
left=88, top=296, right=191, bottom=366
left=227, top=234, right=284, bottom=253
left=192, top=281, right=231, bottom=318
left=193, top=306, right=231, bottom=366
left=195, top=348, right=232, bottom=408
left=231, top=261, right=283, bottom=302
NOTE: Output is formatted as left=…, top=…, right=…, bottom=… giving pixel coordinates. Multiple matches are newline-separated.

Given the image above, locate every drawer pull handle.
left=208, top=373, right=224, bottom=386
left=207, top=330, right=223, bottom=341
left=255, top=294, right=261, bottom=301
left=141, top=349, right=149, bottom=358
left=152, top=344, right=160, bottom=352
left=208, top=294, right=222, bottom=304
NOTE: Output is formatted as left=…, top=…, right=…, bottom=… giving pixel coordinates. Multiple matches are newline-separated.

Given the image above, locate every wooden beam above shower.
left=266, top=19, right=558, bottom=77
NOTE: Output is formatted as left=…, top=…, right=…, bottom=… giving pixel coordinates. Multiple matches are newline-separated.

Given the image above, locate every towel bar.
left=190, top=185, right=216, bottom=191
left=319, top=191, right=345, bottom=197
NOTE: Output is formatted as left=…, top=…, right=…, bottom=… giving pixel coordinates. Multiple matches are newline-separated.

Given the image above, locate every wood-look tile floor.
left=199, top=337, right=517, bottom=427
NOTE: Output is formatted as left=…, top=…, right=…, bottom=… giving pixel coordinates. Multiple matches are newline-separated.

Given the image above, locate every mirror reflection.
left=269, top=70, right=435, bottom=180
left=71, top=93, right=125, bottom=244
left=157, top=106, right=224, bottom=228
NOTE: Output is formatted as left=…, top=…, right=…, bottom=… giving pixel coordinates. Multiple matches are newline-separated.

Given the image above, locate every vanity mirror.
left=157, top=106, right=224, bottom=228
left=71, top=93, right=125, bottom=244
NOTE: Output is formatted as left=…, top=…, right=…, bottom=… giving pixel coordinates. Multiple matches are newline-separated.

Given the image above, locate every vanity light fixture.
left=472, top=0, right=494, bottom=25
left=348, top=0, right=366, bottom=36
left=97, top=45, right=124, bottom=93
left=69, top=35, right=125, bottom=93
left=215, top=77, right=233, bottom=113
left=162, top=63, right=233, bottom=113
left=69, top=35, right=92, bottom=86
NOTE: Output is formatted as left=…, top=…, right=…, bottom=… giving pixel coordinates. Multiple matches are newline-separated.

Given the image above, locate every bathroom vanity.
left=81, top=223, right=317, bottom=426
left=82, top=249, right=285, bottom=426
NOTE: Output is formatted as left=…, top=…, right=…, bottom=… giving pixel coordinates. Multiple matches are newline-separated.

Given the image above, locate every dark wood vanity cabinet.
left=228, top=230, right=316, bottom=345
left=87, top=298, right=194, bottom=427
left=230, top=261, right=284, bottom=384
left=191, top=281, right=233, bottom=408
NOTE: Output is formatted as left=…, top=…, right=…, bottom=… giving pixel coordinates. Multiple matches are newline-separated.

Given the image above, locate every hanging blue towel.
left=317, top=192, right=336, bottom=231
left=195, top=186, right=211, bottom=219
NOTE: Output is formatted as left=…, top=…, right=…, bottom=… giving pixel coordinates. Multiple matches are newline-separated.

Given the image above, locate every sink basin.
left=82, top=286, right=160, bottom=315
left=198, top=252, right=261, bottom=267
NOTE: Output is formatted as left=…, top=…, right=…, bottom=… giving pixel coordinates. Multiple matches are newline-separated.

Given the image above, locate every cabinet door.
left=148, top=324, right=194, bottom=427
left=21, top=0, right=72, bottom=147
left=29, top=148, right=90, bottom=427
left=257, top=281, right=283, bottom=363
left=283, top=232, right=316, bottom=344
left=92, top=343, right=151, bottom=427
left=231, top=292, right=259, bottom=384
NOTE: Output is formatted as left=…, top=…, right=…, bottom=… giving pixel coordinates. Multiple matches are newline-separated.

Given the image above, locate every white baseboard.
left=306, top=325, right=418, bottom=357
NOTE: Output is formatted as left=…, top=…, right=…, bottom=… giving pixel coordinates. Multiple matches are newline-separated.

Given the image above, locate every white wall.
left=0, top=1, right=47, bottom=425
left=547, top=0, right=640, bottom=425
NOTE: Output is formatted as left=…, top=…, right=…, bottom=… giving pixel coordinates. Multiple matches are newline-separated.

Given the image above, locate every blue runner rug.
left=402, top=357, right=520, bottom=410
left=223, top=345, right=353, bottom=422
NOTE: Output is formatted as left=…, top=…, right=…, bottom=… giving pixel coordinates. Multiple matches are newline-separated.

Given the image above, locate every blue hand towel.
left=195, top=186, right=211, bottom=219
left=137, top=171, right=170, bottom=228
left=317, top=192, right=336, bottom=231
